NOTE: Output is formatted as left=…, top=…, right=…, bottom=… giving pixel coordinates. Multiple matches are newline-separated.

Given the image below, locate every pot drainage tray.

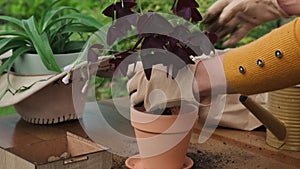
left=125, top=155, right=193, bottom=169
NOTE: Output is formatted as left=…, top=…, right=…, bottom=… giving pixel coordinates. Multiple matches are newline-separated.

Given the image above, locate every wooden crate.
left=0, top=132, right=112, bottom=169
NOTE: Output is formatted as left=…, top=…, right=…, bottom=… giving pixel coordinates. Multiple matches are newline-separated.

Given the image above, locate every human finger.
left=223, top=23, right=253, bottom=46
left=215, top=16, right=240, bottom=38
left=219, top=1, right=246, bottom=24
left=203, top=0, right=232, bottom=24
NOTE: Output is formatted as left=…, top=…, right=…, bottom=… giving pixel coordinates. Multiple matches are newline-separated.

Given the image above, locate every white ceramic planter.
left=13, top=53, right=79, bottom=75
left=12, top=52, right=86, bottom=124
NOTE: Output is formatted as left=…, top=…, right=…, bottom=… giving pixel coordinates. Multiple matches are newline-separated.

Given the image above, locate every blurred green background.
left=0, top=0, right=288, bottom=47
left=0, top=0, right=290, bottom=116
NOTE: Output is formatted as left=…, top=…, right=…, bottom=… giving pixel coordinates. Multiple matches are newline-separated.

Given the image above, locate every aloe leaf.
left=0, top=37, right=29, bottom=55
left=54, top=13, right=103, bottom=29
left=61, top=25, right=98, bottom=33
left=64, top=41, right=86, bottom=53
left=50, top=0, right=61, bottom=7
left=22, top=17, right=61, bottom=72
left=0, top=46, right=31, bottom=76
left=39, top=0, right=63, bottom=24
left=0, top=16, right=23, bottom=29
left=0, top=43, right=28, bottom=56
left=0, top=31, right=28, bottom=38
left=0, top=39, right=14, bottom=50
left=42, top=6, right=79, bottom=31
left=54, top=37, right=82, bottom=54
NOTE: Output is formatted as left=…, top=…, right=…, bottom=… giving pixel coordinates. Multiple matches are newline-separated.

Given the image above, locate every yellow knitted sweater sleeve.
left=224, top=18, right=300, bottom=95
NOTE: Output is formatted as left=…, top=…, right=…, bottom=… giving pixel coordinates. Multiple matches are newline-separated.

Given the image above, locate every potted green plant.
left=0, top=1, right=102, bottom=75
left=0, top=1, right=103, bottom=124
left=89, top=0, right=217, bottom=168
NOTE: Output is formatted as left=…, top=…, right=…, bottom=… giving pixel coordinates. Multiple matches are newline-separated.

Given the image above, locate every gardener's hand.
left=203, top=0, right=289, bottom=46
left=127, top=64, right=197, bottom=112
left=127, top=54, right=213, bottom=112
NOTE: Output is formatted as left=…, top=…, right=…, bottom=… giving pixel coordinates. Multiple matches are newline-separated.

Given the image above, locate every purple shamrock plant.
left=66, top=1, right=225, bottom=160
left=95, top=0, right=217, bottom=80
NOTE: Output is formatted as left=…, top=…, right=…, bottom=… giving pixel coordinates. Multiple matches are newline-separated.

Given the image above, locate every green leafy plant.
left=0, top=1, right=102, bottom=76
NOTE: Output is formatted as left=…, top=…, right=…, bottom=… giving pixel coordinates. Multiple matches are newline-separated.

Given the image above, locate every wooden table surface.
left=0, top=101, right=299, bottom=169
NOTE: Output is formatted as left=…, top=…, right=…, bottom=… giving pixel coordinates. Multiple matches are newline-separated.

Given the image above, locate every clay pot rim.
left=130, top=103, right=198, bottom=134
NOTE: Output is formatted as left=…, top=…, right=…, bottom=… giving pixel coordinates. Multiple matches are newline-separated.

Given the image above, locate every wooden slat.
left=0, top=148, right=6, bottom=169
left=3, top=150, right=35, bottom=169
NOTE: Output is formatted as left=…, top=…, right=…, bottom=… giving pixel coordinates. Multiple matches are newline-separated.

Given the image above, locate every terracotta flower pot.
left=126, top=103, right=198, bottom=169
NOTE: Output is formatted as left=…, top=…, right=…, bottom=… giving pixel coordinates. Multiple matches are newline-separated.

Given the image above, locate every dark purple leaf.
left=120, top=52, right=139, bottom=76
left=164, top=50, right=191, bottom=78
left=107, top=19, right=133, bottom=45
left=205, top=32, right=219, bottom=44
left=164, top=37, right=179, bottom=56
left=115, top=2, right=136, bottom=19
left=102, top=2, right=136, bottom=20
left=140, top=33, right=198, bottom=79
left=175, top=8, right=191, bottom=21
left=188, top=31, right=214, bottom=55
left=136, top=13, right=149, bottom=34
left=172, top=0, right=199, bottom=11
left=172, top=46, right=194, bottom=64
left=191, top=8, right=203, bottom=22
left=88, top=48, right=98, bottom=63
left=169, top=25, right=191, bottom=43
left=141, top=35, right=167, bottom=50
left=102, top=4, right=115, bottom=18
left=107, top=25, right=125, bottom=45
left=186, top=45, right=202, bottom=56
left=125, top=13, right=139, bottom=26
left=137, top=12, right=173, bottom=36
left=115, top=18, right=133, bottom=34
left=172, top=0, right=202, bottom=22
left=104, top=1, right=139, bottom=45
left=140, top=47, right=193, bottom=80
left=86, top=50, right=100, bottom=75
left=144, top=68, right=152, bottom=80
left=173, top=8, right=202, bottom=22
left=140, top=53, right=162, bottom=80
left=87, top=45, right=103, bottom=73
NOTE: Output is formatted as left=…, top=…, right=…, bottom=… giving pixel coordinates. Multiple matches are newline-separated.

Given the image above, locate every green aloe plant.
left=0, top=1, right=102, bottom=76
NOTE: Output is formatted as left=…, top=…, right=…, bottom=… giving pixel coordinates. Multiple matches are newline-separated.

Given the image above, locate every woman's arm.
left=195, top=18, right=300, bottom=96
left=224, top=18, right=300, bottom=95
